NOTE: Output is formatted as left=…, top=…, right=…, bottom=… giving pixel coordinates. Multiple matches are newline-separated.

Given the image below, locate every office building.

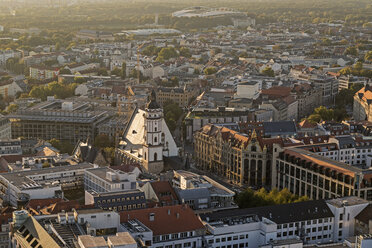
left=9, top=100, right=111, bottom=144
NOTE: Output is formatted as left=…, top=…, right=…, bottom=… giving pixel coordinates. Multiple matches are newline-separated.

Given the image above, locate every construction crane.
left=137, top=43, right=145, bottom=84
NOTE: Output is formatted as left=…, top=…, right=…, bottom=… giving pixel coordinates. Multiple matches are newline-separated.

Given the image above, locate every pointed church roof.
left=146, top=90, right=161, bottom=109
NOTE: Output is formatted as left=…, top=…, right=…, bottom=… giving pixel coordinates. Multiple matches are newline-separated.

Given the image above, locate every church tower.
left=142, top=90, right=164, bottom=173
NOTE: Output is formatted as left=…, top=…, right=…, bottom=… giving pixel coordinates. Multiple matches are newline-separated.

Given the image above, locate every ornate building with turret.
left=194, top=124, right=285, bottom=187
left=116, top=91, right=179, bottom=174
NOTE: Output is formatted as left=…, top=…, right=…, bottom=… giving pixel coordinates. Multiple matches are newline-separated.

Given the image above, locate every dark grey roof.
left=176, top=188, right=210, bottom=200
left=355, top=204, right=372, bottom=223
left=200, top=200, right=333, bottom=224
left=335, top=136, right=355, bottom=148
left=263, top=121, right=297, bottom=134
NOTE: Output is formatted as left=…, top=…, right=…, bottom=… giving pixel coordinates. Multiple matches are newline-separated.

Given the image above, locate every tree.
left=204, top=67, right=217, bottom=75
left=307, top=106, right=348, bottom=123
left=157, top=47, right=178, bottom=62
left=98, top=68, right=108, bottom=76
left=29, top=81, right=77, bottom=101
left=235, top=187, right=309, bottom=208
left=49, top=138, right=74, bottom=154
left=142, top=45, right=160, bottom=56
left=74, top=76, right=86, bottom=84
left=365, top=51, right=372, bottom=62
left=121, top=62, right=126, bottom=79
left=345, top=46, right=358, bottom=56
left=59, top=68, right=72, bottom=75
left=262, top=67, right=275, bottom=77
left=94, top=134, right=112, bottom=148
left=111, top=67, right=121, bottom=76
left=163, top=101, right=183, bottom=132
left=179, top=47, right=191, bottom=58
left=7, top=104, right=19, bottom=113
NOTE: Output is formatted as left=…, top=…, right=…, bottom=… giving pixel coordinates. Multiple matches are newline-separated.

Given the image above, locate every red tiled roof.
left=299, top=119, right=317, bottom=129
left=120, top=205, right=205, bottom=235
left=261, top=86, right=291, bottom=98
left=150, top=181, right=179, bottom=205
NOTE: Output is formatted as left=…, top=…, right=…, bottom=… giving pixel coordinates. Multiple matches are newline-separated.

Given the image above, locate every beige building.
left=354, top=86, right=372, bottom=122
left=194, top=124, right=278, bottom=187
left=156, top=86, right=197, bottom=108
left=0, top=80, right=23, bottom=98
left=291, top=83, right=322, bottom=118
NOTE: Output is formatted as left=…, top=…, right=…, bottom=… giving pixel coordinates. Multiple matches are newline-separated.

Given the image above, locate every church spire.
left=146, top=90, right=160, bottom=109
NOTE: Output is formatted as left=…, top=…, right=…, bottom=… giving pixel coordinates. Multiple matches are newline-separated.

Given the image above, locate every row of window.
left=101, top=203, right=146, bottom=211
left=277, top=218, right=331, bottom=229
left=97, top=195, right=144, bottom=204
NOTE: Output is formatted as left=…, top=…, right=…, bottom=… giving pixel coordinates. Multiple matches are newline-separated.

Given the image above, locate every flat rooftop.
left=0, top=162, right=95, bottom=189
left=326, top=196, right=369, bottom=208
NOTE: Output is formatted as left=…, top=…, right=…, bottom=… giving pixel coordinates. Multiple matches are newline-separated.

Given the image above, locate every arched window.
left=155, top=127, right=157, bottom=132
left=154, top=153, right=158, bottom=161
left=251, top=145, right=256, bottom=152
left=154, top=137, right=157, bottom=143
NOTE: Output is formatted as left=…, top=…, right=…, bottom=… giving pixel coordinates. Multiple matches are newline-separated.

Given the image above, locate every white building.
left=326, top=197, right=369, bottom=242
left=0, top=163, right=95, bottom=207
left=203, top=215, right=277, bottom=248
left=117, top=90, right=178, bottom=174
left=84, top=167, right=138, bottom=193
left=356, top=235, right=372, bottom=248
left=0, top=138, right=22, bottom=156
left=0, top=49, right=21, bottom=67
left=235, top=81, right=261, bottom=100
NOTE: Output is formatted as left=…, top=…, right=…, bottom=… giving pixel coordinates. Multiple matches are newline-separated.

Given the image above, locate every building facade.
left=156, top=86, right=197, bottom=108
left=272, top=146, right=372, bottom=201
left=0, top=115, right=11, bottom=140
left=194, top=124, right=274, bottom=187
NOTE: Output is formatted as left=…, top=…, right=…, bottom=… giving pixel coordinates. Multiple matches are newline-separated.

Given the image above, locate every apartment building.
left=0, top=50, right=21, bottom=67
left=156, top=86, right=198, bottom=108
left=298, top=136, right=372, bottom=167
left=272, top=146, right=372, bottom=201
left=120, top=205, right=206, bottom=248
left=0, top=138, right=22, bottom=156
left=354, top=86, right=372, bottom=122
left=185, top=107, right=254, bottom=142
left=29, top=65, right=59, bottom=80
left=0, top=80, right=23, bottom=98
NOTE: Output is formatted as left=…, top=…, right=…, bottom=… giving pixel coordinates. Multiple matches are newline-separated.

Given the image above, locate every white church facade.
left=116, top=90, right=179, bottom=174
